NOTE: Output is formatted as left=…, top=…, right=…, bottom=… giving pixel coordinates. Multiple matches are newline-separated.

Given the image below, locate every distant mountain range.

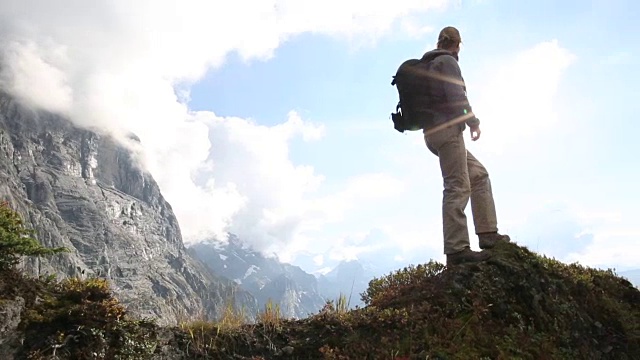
left=317, top=259, right=379, bottom=309
left=188, top=236, right=327, bottom=319
left=188, top=236, right=385, bottom=317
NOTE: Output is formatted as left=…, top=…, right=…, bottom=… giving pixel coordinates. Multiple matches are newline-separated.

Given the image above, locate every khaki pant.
left=424, top=124, right=498, bottom=254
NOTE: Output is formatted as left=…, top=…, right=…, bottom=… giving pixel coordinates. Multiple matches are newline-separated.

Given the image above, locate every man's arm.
left=439, top=56, right=480, bottom=129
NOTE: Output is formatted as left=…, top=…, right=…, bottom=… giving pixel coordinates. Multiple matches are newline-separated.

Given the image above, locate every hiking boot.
left=478, top=232, right=511, bottom=249
left=446, top=247, right=492, bottom=266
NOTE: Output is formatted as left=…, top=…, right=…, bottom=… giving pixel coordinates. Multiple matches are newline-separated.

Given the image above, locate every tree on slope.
left=0, top=201, right=68, bottom=271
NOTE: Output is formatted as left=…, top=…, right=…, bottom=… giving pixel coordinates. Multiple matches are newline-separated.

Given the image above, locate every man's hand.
left=470, top=124, right=481, bottom=141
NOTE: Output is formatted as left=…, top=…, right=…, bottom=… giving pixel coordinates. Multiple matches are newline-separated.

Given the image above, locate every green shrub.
left=21, top=276, right=158, bottom=359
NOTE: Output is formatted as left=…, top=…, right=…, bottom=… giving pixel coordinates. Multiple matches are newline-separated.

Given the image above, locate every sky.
left=0, top=0, right=638, bottom=276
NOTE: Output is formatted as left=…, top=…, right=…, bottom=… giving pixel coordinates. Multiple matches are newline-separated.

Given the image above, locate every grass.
left=256, top=298, right=282, bottom=330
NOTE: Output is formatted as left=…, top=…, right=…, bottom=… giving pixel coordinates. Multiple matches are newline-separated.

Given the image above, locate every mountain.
left=0, top=91, right=257, bottom=326
left=317, top=259, right=379, bottom=309
left=188, top=235, right=327, bottom=319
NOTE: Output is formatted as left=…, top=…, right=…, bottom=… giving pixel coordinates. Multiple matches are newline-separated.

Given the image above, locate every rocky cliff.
left=0, top=91, right=257, bottom=326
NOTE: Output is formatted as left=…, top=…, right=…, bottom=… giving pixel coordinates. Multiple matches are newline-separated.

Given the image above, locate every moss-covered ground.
left=2, top=241, right=638, bottom=359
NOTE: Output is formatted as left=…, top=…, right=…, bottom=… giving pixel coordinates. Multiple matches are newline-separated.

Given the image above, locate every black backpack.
left=390, top=55, right=445, bottom=133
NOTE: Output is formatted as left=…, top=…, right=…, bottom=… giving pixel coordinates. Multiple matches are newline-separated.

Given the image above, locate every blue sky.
left=1, top=0, right=638, bottom=276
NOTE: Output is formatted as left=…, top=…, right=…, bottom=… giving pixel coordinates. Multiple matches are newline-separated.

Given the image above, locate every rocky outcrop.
left=0, top=296, right=24, bottom=360
left=0, top=91, right=257, bottom=326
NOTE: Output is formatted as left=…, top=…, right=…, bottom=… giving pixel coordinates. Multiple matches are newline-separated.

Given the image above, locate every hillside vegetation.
left=0, top=203, right=638, bottom=359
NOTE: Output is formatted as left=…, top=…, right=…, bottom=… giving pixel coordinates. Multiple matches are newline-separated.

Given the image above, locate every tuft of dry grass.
left=256, top=298, right=282, bottom=331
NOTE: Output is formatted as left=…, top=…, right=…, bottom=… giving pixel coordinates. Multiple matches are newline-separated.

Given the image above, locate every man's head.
left=437, top=26, right=462, bottom=56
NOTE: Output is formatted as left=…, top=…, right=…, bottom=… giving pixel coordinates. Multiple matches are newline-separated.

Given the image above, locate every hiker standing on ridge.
left=421, top=26, right=510, bottom=266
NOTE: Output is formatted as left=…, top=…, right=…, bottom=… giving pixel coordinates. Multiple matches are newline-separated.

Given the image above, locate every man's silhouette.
left=420, top=26, right=510, bottom=266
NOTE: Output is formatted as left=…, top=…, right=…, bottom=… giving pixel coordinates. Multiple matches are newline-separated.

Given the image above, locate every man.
left=421, top=26, right=510, bottom=266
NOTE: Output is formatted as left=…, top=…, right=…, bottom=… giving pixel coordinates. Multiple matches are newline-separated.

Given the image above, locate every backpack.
left=390, top=55, right=445, bottom=133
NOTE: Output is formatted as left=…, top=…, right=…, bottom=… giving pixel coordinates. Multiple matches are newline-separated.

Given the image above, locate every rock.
left=282, top=346, right=294, bottom=355
left=0, top=297, right=25, bottom=360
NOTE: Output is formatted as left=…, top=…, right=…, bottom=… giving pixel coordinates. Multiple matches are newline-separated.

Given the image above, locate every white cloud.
left=254, top=171, right=407, bottom=264
left=314, top=267, right=334, bottom=276
left=0, top=0, right=454, bottom=123
left=273, top=0, right=450, bottom=40
left=507, top=202, right=595, bottom=259
left=399, top=17, right=435, bottom=39
left=569, top=230, right=640, bottom=271
left=306, top=224, right=444, bottom=272
left=306, top=173, right=407, bottom=226
left=188, top=110, right=326, bottom=248
left=0, top=0, right=454, bottom=251
left=497, top=198, right=639, bottom=271
left=564, top=211, right=640, bottom=271
left=0, top=40, right=72, bottom=114
left=471, top=40, right=576, bottom=154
